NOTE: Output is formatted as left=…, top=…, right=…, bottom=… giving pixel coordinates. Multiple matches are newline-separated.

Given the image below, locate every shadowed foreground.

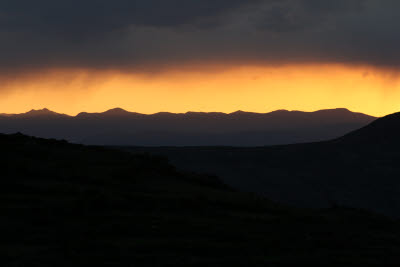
left=1, top=133, right=400, bottom=266
left=123, top=112, right=400, bottom=216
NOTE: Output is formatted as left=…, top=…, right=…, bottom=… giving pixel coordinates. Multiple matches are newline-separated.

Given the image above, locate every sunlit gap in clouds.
left=0, top=64, right=399, bottom=117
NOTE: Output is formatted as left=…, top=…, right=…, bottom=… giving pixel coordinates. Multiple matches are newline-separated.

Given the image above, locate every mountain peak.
left=28, top=108, right=50, bottom=113
left=230, top=110, right=251, bottom=115
left=102, top=108, right=131, bottom=116
left=76, top=108, right=134, bottom=118
left=231, top=110, right=246, bottom=113
left=22, top=108, right=65, bottom=117
left=315, top=108, right=351, bottom=113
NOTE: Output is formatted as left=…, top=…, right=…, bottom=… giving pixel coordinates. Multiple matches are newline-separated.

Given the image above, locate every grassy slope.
left=1, top=133, right=400, bottom=266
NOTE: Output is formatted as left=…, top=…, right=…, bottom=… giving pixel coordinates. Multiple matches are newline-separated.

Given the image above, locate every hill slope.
left=0, top=108, right=375, bottom=146
left=1, top=133, right=400, bottom=266
left=338, top=111, right=400, bottom=146
left=124, top=112, right=400, bottom=216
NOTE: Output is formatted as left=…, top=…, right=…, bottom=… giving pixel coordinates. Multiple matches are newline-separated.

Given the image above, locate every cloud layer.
left=1, top=0, right=400, bottom=72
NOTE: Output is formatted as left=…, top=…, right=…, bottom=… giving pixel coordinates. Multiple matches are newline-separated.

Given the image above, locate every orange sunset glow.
left=1, top=64, right=399, bottom=117
left=5, top=2, right=400, bottom=263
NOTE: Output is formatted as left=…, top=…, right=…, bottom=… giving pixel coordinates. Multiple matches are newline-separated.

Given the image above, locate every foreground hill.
left=124, top=112, right=400, bottom=217
left=1, top=133, right=400, bottom=266
left=0, top=108, right=375, bottom=146
left=338, top=112, right=400, bottom=146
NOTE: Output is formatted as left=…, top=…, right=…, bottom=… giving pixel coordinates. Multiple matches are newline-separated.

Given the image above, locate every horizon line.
left=0, top=107, right=379, bottom=118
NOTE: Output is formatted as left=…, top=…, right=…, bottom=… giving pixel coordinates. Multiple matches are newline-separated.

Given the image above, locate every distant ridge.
left=0, top=107, right=376, bottom=146
left=76, top=108, right=143, bottom=118
left=0, top=107, right=375, bottom=118
left=5, top=108, right=70, bottom=118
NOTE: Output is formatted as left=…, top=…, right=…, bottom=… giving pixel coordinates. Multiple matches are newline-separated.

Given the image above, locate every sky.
left=1, top=0, right=400, bottom=116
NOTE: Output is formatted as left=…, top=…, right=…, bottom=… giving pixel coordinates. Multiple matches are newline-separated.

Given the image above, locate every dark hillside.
left=1, top=133, right=400, bottom=266
left=338, top=112, right=400, bottom=146
left=123, top=112, right=400, bottom=216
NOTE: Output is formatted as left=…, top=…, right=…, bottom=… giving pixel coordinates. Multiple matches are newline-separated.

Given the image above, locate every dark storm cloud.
left=0, top=0, right=400, bottom=73
left=253, top=0, right=365, bottom=32
left=0, top=0, right=257, bottom=37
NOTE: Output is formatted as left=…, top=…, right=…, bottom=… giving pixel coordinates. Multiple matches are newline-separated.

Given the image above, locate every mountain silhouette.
left=338, top=111, right=400, bottom=146
left=0, top=108, right=376, bottom=146
left=124, top=111, right=400, bottom=216
left=77, top=107, right=141, bottom=118
left=1, top=132, right=400, bottom=266
left=17, top=108, right=70, bottom=118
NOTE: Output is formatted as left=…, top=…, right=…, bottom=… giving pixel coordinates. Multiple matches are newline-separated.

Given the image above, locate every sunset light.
left=1, top=64, right=399, bottom=117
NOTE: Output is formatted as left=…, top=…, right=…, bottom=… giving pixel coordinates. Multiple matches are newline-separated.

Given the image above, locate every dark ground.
left=122, top=113, right=400, bottom=217
left=1, top=133, right=400, bottom=266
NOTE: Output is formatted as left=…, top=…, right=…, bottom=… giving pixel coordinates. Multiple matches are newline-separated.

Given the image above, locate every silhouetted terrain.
left=0, top=108, right=375, bottom=146
left=2, top=133, right=400, bottom=266
left=124, top=112, right=400, bottom=217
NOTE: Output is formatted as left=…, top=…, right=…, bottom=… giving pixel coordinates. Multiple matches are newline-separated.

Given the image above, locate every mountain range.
left=0, top=108, right=376, bottom=146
